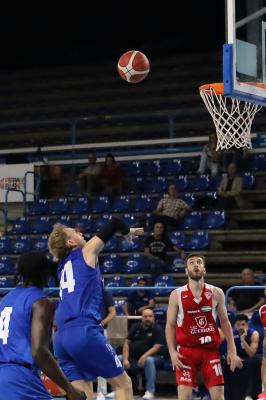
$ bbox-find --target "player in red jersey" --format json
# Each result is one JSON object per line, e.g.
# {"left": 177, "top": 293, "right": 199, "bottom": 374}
{"left": 165, "top": 253, "right": 242, "bottom": 400}
{"left": 258, "top": 304, "right": 266, "bottom": 400}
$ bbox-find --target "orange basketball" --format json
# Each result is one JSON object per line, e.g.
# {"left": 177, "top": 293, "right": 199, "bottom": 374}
{"left": 117, "top": 50, "right": 150, "bottom": 83}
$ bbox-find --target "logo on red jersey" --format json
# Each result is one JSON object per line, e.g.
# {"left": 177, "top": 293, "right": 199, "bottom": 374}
{"left": 195, "top": 316, "right": 207, "bottom": 328}
{"left": 204, "top": 292, "right": 212, "bottom": 300}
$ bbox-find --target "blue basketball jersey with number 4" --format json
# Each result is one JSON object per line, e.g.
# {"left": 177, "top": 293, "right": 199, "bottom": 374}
{"left": 55, "top": 248, "right": 104, "bottom": 329}
{"left": 0, "top": 286, "right": 46, "bottom": 368}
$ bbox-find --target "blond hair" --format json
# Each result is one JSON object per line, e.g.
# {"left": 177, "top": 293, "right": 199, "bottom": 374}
{"left": 48, "top": 223, "right": 71, "bottom": 260}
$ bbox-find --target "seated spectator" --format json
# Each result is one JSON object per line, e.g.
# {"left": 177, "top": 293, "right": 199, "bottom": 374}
{"left": 223, "top": 313, "right": 261, "bottom": 400}
{"left": 123, "top": 277, "right": 155, "bottom": 316}
{"left": 197, "top": 133, "right": 221, "bottom": 176}
{"left": 144, "top": 222, "right": 185, "bottom": 283}
{"left": 228, "top": 267, "right": 265, "bottom": 315}
{"left": 118, "top": 309, "right": 164, "bottom": 400}
{"left": 152, "top": 184, "right": 190, "bottom": 228}
{"left": 217, "top": 162, "right": 244, "bottom": 209}
{"left": 100, "top": 153, "right": 125, "bottom": 197}
{"left": 78, "top": 152, "right": 102, "bottom": 196}
{"left": 222, "top": 147, "right": 250, "bottom": 171}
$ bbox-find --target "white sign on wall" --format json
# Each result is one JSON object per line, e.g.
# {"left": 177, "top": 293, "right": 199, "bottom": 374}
{"left": 0, "top": 164, "right": 34, "bottom": 203}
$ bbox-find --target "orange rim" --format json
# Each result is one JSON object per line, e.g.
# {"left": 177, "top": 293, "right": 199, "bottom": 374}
{"left": 199, "top": 83, "right": 224, "bottom": 95}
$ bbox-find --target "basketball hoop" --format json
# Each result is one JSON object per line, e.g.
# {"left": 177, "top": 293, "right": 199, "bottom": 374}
{"left": 199, "top": 83, "right": 261, "bottom": 150}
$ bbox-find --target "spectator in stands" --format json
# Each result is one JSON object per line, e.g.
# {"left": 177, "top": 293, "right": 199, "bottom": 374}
{"left": 97, "top": 289, "right": 116, "bottom": 400}
{"left": 100, "top": 153, "right": 125, "bottom": 198}
{"left": 222, "top": 147, "right": 250, "bottom": 172}
{"left": 223, "top": 313, "right": 261, "bottom": 400}
{"left": 144, "top": 222, "right": 185, "bottom": 284}
{"left": 78, "top": 152, "right": 102, "bottom": 196}
{"left": 119, "top": 309, "right": 164, "bottom": 400}
{"left": 123, "top": 277, "right": 155, "bottom": 316}
{"left": 217, "top": 162, "right": 244, "bottom": 209}
{"left": 197, "top": 133, "right": 221, "bottom": 176}
{"left": 228, "top": 267, "right": 265, "bottom": 315}
{"left": 151, "top": 184, "right": 190, "bottom": 228}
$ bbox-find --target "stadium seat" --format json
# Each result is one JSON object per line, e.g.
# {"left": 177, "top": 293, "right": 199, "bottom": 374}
{"left": 135, "top": 195, "right": 152, "bottom": 212}
{"left": 168, "top": 232, "right": 185, "bottom": 248}
{"left": 75, "top": 215, "right": 93, "bottom": 232}
{"left": 71, "top": 197, "right": 89, "bottom": 214}
{"left": 34, "top": 235, "right": 49, "bottom": 252}
{"left": 123, "top": 254, "right": 145, "bottom": 273}
{"left": 146, "top": 176, "right": 168, "bottom": 193}
{"left": 188, "top": 174, "right": 210, "bottom": 192}
{"left": 153, "top": 275, "right": 175, "bottom": 296}
{"left": 174, "top": 175, "right": 188, "bottom": 192}
{"left": 153, "top": 307, "right": 167, "bottom": 327}
{"left": 167, "top": 159, "right": 183, "bottom": 175}
{"left": 167, "top": 256, "right": 185, "bottom": 273}
{"left": 56, "top": 215, "right": 71, "bottom": 226}
{"left": 0, "top": 256, "right": 15, "bottom": 275}
{"left": 91, "top": 197, "right": 109, "bottom": 213}
{"left": 105, "top": 276, "right": 127, "bottom": 296}
{"left": 0, "top": 236, "right": 13, "bottom": 254}
{"left": 148, "top": 160, "right": 161, "bottom": 176}
{"left": 50, "top": 198, "right": 70, "bottom": 215}
{"left": 120, "top": 237, "right": 143, "bottom": 252}
{"left": 122, "top": 213, "right": 136, "bottom": 226}
{"left": 253, "top": 154, "right": 266, "bottom": 171}
{"left": 11, "top": 217, "right": 31, "bottom": 234}
{"left": 209, "top": 174, "right": 223, "bottom": 191}
{"left": 0, "top": 276, "right": 14, "bottom": 294}
{"left": 182, "top": 193, "right": 195, "bottom": 207}
{"left": 28, "top": 199, "right": 50, "bottom": 215}
{"left": 101, "top": 254, "right": 122, "bottom": 273}
{"left": 249, "top": 310, "right": 264, "bottom": 354}
{"left": 114, "top": 299, "right": 126, "bottom": 315}
{"left": 110, "top": 196, "right": 130, "bottom": 213}
{"left": 242, "top": 172, "right": 255, "bottom": 189}
{"left": 122, "top": 161, "right": 141, "bottom": 177}
{"left": 186, "top": 231, "right": 209, "bottom": 250}
{"left": 94, "top": 214, "right": 111, "bottom": 231}
{"left": 130, "top": 275, "right": 147, "bottom": 287}
{"left": 202, "top": 211, "right": 225, "bottom": 229}
{"left": 65, "top": 181, "right": 80, "bottom": 196}
{"left": 31, "top": 216, "right": 51, "bottom": 234}
{"left": 103, "top": 236, "right": 119, "bottom": 252}
{"left": 13, "top": 236, "right": 32, "bottom": 254}
{"left": 178, "top": 211, "right": 202, "bottom": 230}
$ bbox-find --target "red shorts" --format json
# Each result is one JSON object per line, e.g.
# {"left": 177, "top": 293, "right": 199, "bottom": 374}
{"left": 175, "top": 346, "right": 224, "bottom": 389}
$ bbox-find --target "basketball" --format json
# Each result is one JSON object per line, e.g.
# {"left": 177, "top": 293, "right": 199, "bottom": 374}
{"left": 117, "top": 50, "right": 150, "bottom": 83}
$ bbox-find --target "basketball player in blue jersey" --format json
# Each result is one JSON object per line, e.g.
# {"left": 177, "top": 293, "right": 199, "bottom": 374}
{"left": 48, "top": 217, "right": 144, "bottom": 400}
{"left": 0, "top": 251, "right": 86, "bottom": 400}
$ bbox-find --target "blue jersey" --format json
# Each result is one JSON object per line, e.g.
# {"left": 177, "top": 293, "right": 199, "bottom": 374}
{"left": 55, "top": 248, "right": 104, "bottom": 329}
{"left": 0, "top": 286, "right": 46, "bottom": 369}
{"left": 233, "top": 327, "right": 255, "bottom": 358}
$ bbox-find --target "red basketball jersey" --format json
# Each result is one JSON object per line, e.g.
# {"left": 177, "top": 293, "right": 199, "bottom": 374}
{"left": 259, "top": 304, "right": 266, "bottom": 327}
{"left": 175, "top": 283, "right": 221, "bottom": 349}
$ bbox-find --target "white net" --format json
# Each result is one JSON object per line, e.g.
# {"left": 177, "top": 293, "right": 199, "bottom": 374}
{"left": 199, "top": 84, "right": 261, "bottom": 150}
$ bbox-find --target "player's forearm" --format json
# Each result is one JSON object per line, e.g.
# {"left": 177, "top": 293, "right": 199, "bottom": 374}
{"left": 262, "top": 357, "right": 266, "bottom": 391}
{"left": 165, "top": 323, "right": 176, "bottom": 354}
{"left": 101, "top": 309, "right": 116, "bottom": 326}
{"left": 123, "top": 341, "right": 130, "bottom": 360}
{"left": 221, "top": 320, "right": 237, "bottom": 354}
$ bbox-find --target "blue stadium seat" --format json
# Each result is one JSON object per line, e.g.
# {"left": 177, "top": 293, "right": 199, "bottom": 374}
{"left": 105, "top": 276, "right": 127, "bottom": 296}
{"left": 178, "top": 211, "right": 202, "bottom": 230}
{"left": 103, "top": 237, "right": 119, "bottom": 252}
{"left": 13, "top": 236, "right": 32, "bottom": 254}
{"left": 130, "top": 275, "right": 147, "bottom": 287}
{"left": 209, "top": 174, "right": 223, "bottom": 191}
{"left": 34, "top": 235, "right": 49, "bottom": 252}
{"left": 186, "top": 231, "right": 209, "bottom": 250}
{"left": 167, "top": 159, "right": 183, "bottom": 175}
{"left": 167, "top": 256, "right": 185, "bottom": 273}
{"left": 182, "top": 193, "right": 195, "bottom": 207}
{"left": 122, "top": 161, "right": 141, "bottom": 177}
{"left": 148, "top": 160, "right": 161, "bottom": 176}
{"left": 154, "top": 307, "right": 167, "bottom": 327}
{"left": 11, "top": 217, "right": 31, "bottom": 234}
{"left": 120, "top": 237, "right": 143, "bottom": 252}
{"left": 168, "top": 232, "right": 185, "bottom": 248}
{"left": 175, "top": 175, "right": 188, "bottom": 192}
{"left": 0, "top": 256, "right": 15, "bottom": 275}
{"left": 146, "top": 177, "right": 168, "bottom": 193}
{"left": 135, "top": 195, "right": 152, "bottom": 212}
{"left": 50, "top": 198, "right": 70, "bottom": 215}
{"left": 189, "top": 175, "right": 210, "bottom": 192}
{"left": 114, "top": 299, "right": 126, "bottom": 315}
{"left": 249, "top": 310, "right": 264, "bottom": 354}
{"left": 94, "top": 214, "right": 111, "bottom": 231}
{"left": 0, "top": 276, "right": 14, "bottom": 293}
{"left": 101, "top": 254, "right": 122, "bottom": 274}
{"left": 252, "top": 154, "right": 266, "bottom": 171}
{"left": 242, "top": 172, "right": 255, "bottom": 189}
{"left": 91, "top": 197, "right": 109, "bottom": 213}
{"left": 71, "top": 197, "right": 89, "bottom": 214}
{"left": 123, "top": 254, "right": 145, "bottom": 273}
{"left": 122, "top": 213, "right": 136, "bottom": 226}
{"left": 0, "top": 236, "right": 13, "bottom": 254}
{"left": 31, "top": 216, "right": 51, "bottom": 234}
{"left": 65, "top": 181, "right": 80, "bottom": 196}
{"left": 202, "top": 211, "right": 225, "bottom": 229}
{"left": 28, "top": 199, "right": 50, "bottom": 215}
{"left": 56, "top": 215, "right": 71, "bottom": 226}
{"left": 75, "top": 215, "right": 93, "bottom": 233}
{"left": 153, "top": 275, "right": 175, "bottom": 296}
{"left": 110, "top": 196, "right": 130, "bottom": 213}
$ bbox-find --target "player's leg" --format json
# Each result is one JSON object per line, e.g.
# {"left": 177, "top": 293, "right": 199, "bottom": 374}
{"left": 175, "top": 347, "right": 198, "bottom": 400}
{"left": 200, "top": 349, "right": 224, "bottom": 400}
{"left": 177, "top": 385, "right": 193, "bottom": 400}
{"left": 208, "top": 385, "right": 224, "bottom": 400}
{"left": 107, "top": 371, "right": 133, "bottom": 400}
{"left": 71, "top": 380, "right": 93, "bottom": 400}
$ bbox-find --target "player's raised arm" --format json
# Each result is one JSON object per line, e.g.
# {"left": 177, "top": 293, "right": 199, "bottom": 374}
{"left": 215, "top": 287, "right": 242, "bottom": 372}
{"left": 82, "top": 217, "right": 144, "bottom": 267}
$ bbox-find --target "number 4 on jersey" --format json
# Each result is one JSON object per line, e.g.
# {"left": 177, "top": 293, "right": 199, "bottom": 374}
{"left": 0, "top": 307, "right": 13, "bottom": 344}
{"left": 60, "top": 261, "right": 75, "bottom": 298}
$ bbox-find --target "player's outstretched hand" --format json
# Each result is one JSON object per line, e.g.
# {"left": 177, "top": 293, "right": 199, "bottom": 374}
{"left": 66, "top": 385, "right": 86, "bottom": 400}
{"left": 227, "top": 352, "right": 243, "bottom": 372}
{"left": 170, "top": 349, "right": 185, "bottom": 370}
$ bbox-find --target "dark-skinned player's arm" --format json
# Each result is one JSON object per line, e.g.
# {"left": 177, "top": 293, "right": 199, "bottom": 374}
{"left": 31, "top": 298, "right": 86, "bottom": 400}
{"left": 82, "top": 216, "right": 144, "bottom": 267}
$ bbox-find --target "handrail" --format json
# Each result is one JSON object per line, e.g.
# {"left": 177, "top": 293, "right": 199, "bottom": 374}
{"left": 0, "top": 208, "right": 7, "bottom": 234}
{"left": 24, "top": 171, "right": 40, "bottom": 200}
{"left": 4, "top": 188, "right": 26, "bottom": 221}
{"left": 225, "top": 285, "right": 265, "bottom": 305}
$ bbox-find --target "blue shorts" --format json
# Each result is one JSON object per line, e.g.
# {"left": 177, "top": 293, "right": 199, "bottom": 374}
{"left": 0, "top": 364, "right": 52, "bottom": 400}
{"left": 54, "top": 322, "right": 124, "bottom": 381}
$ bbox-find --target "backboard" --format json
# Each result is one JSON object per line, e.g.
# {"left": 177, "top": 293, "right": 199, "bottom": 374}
{"left": 224, "top": 0, "right": 266, "bottom": 105}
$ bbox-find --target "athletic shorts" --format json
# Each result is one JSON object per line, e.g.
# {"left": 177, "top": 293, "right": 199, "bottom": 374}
{"left": 54, "top": 322, "right": 124, "bottom": 381}
{"left": 0, "top": 364, "right": 52, "bottom": 400}
{"left": 175, "top": 346, "right": 224, "bottom": 389}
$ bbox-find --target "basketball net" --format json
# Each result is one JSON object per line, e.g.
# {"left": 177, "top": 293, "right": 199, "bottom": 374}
{"left": 199, "top": 83, "right": 261, "bottom": 150}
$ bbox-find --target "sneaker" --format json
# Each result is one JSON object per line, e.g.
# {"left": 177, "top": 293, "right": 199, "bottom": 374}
{"left": 97, "top": 393, "right": 106, "bottom": 400}
{"left": 142, "top": 391, "right": 154, "bottom": 400}
{"left": 106, "top": 392, "right": 115, "bottom": 399}
{"left": 244, "top": 397, "right": 253, "bottom": 400}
